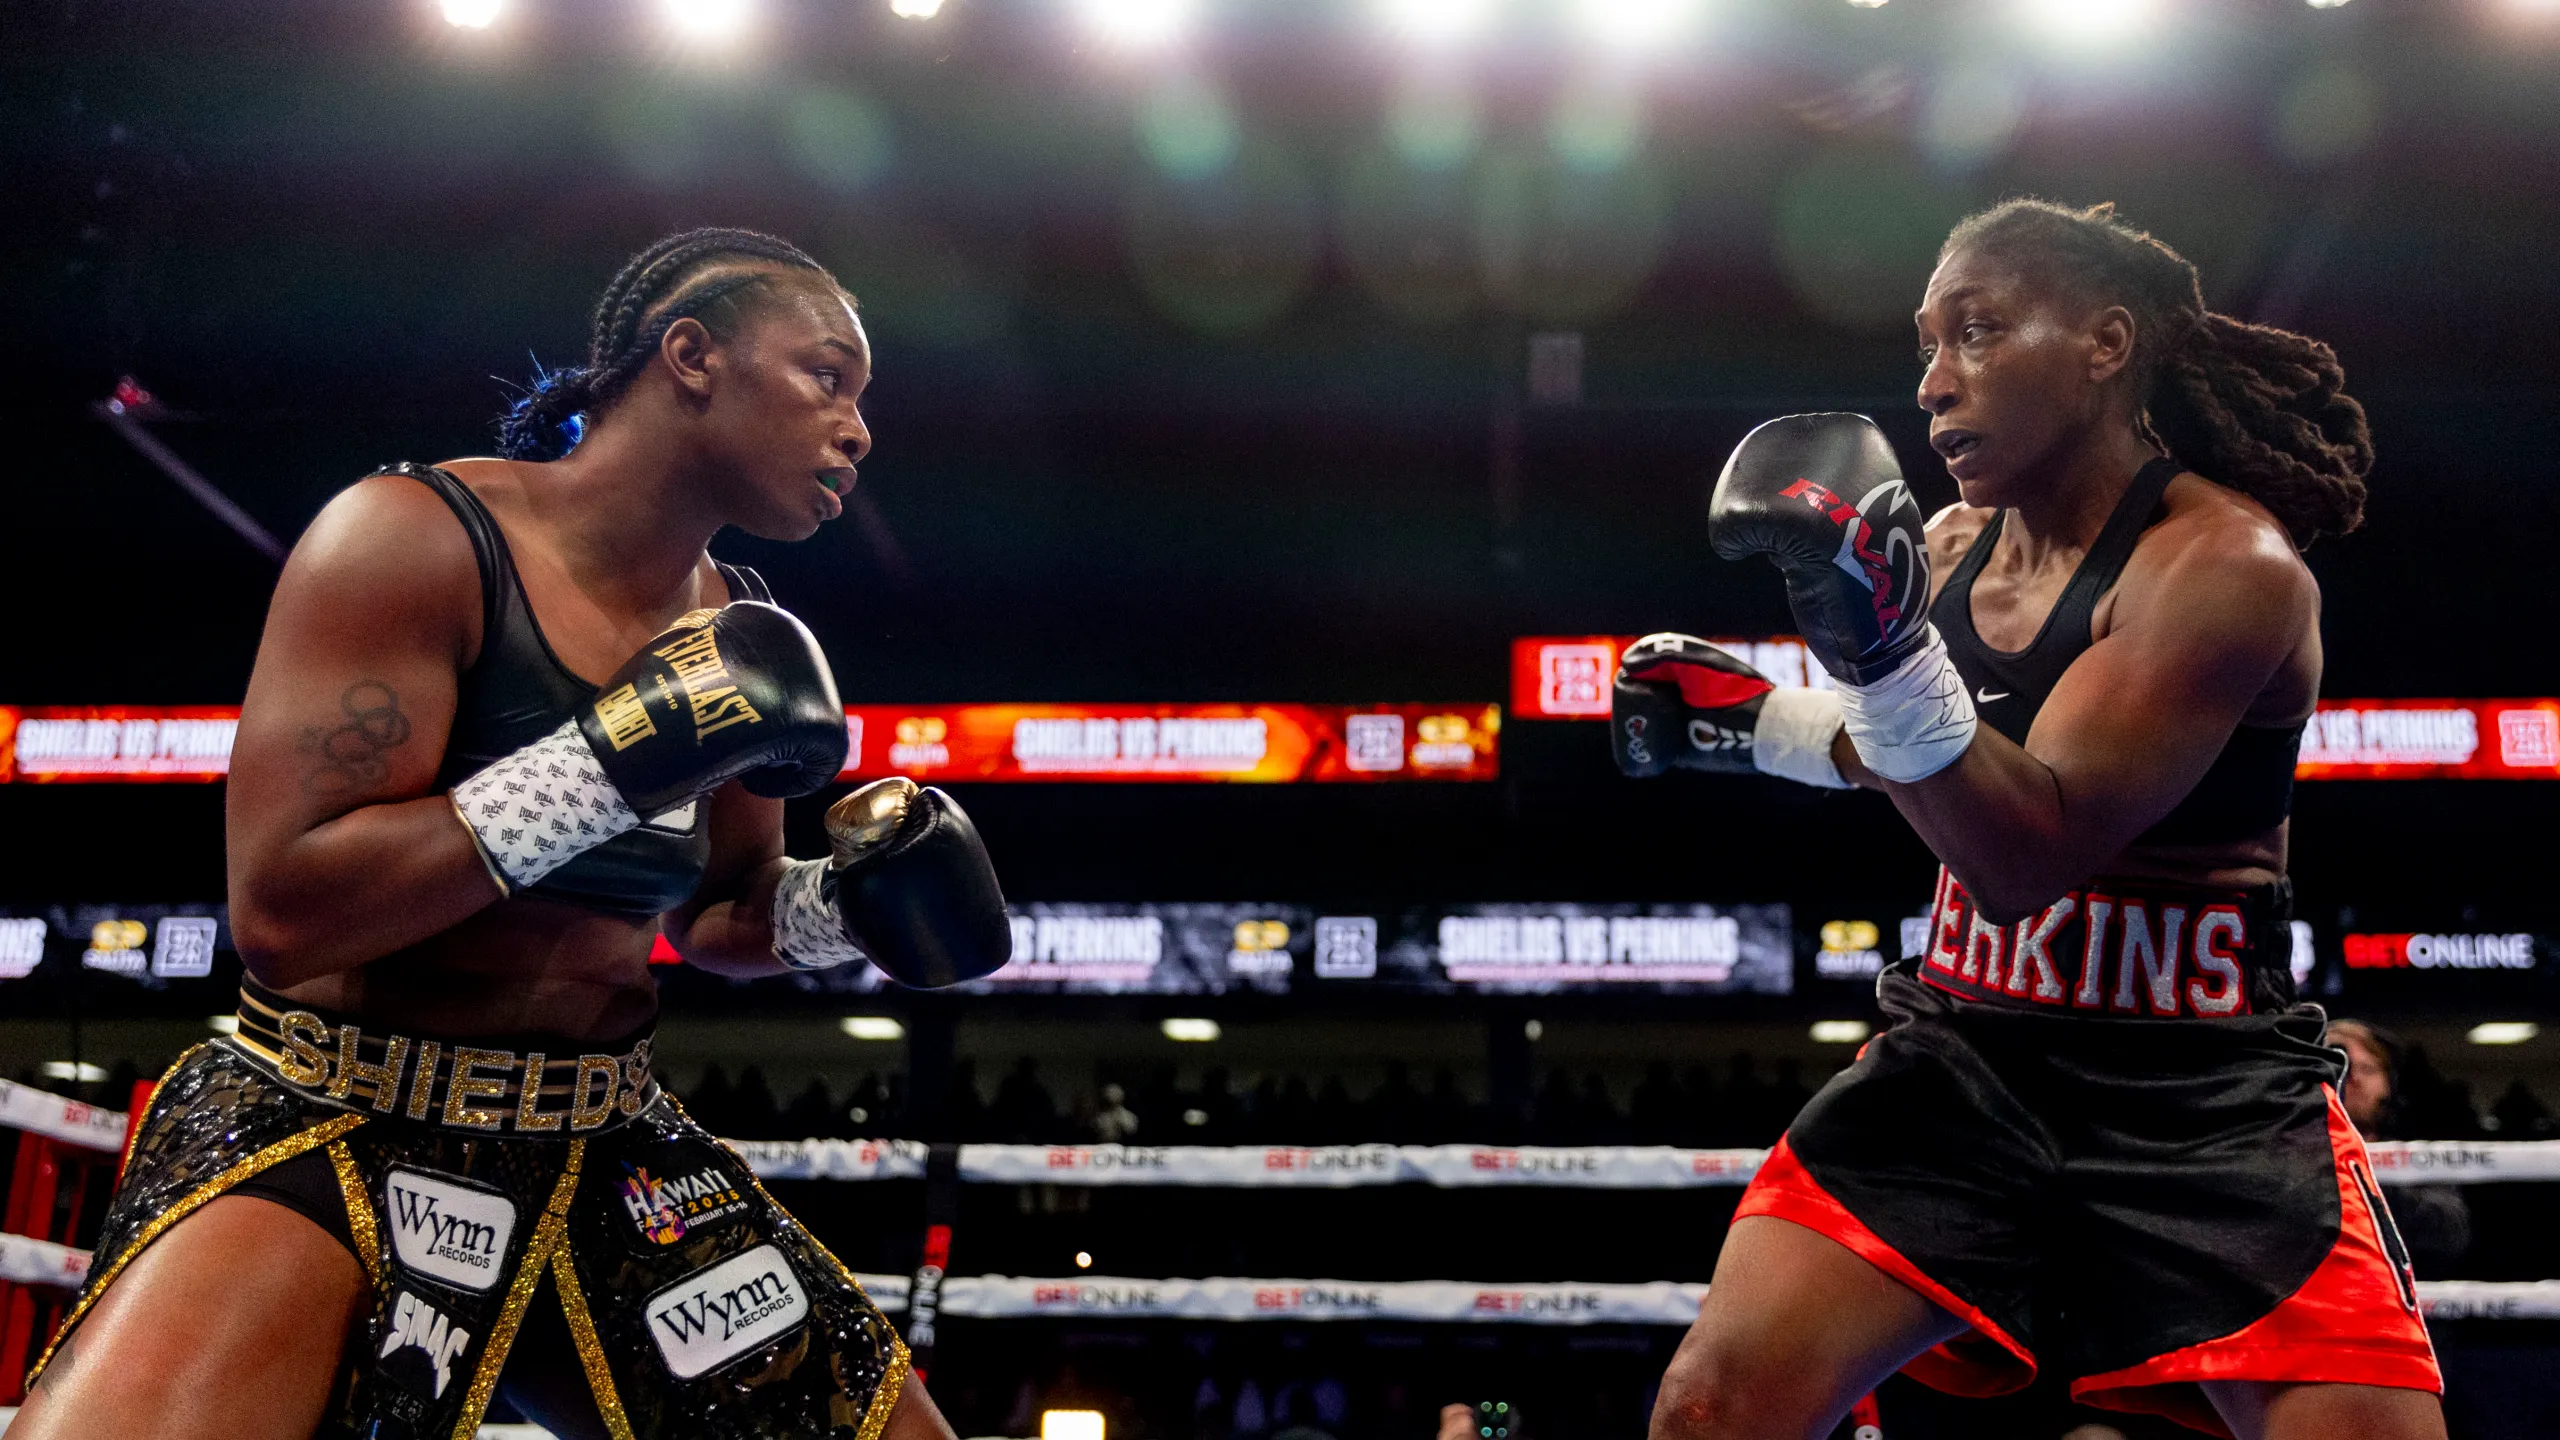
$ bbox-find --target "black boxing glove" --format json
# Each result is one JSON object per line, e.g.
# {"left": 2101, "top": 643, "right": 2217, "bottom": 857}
{"left": 1708, "top": 413, "right": 1974, "bottom": 783}
{"left": 1611, "top": 633, "right": 1850, "bottom": 788}
{"left": 769, "top": 778, "right": 1013, "bottom": 988}
{"left": 450, "top": 602, "right": 848, "bottom": 893}
{"left": 1709, "top": 413, "right": 1933, "bottom": 684}
{"left": 578, "top": 602, "right": 848, "bottom": 815}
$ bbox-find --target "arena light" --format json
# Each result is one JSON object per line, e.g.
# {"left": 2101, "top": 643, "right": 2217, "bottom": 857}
{"left": 840, "top": 1016, "right": 906, "bottom": 1041}
{"left": 440, "top": 0, "right": 501, "bottom": 28}
{"left": 207, "top": 1014, "right": 241, "bottom": 1034}
{"left": 1377, "top": 0, "right": 1497, "bottom": 48}
{"left": 2468, "top": 1021, "right": 2541, "bottom": 1046}
{"left": 1161, "top": 1017, "right": 1221, "bottom": 1042}
{"left": 1809, "top": 1020, "right": 1872, "bottom": 1044}
{"left": 890, "top": 0, "right": 946, "bottom": 16}
{"left": 1572, "top": 0, "right": 1703, "bottom": 49}
{"left": 1074, "top": 1249, "right": 1095, "bottom": 1269}
{"left": 664, "top": 0, "right": 753, "bottom": 43}
{"left": 1042, "top": 1412, "right": 1106, "bottom": 1440}
{"left": 2018, "top": 0, "right": 2155, "bottom": 44}
{"left": 40, "top": 1061, "right": 107, "bottom": 1083}
{"left": 1079, "top": 0, "right": 1193, "bottom": 50}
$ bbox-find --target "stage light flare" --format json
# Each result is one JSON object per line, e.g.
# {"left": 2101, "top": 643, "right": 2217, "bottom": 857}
{"left": 1377, "top": 0, "right": 1497, "bottom": 48}
{"left": 1810, "top": 1020, "right": 1872, "bottom": 1044}
{"left": 1074, "top": 1250, "right": 1095, "bottom": 1269}
{"left": 441, "top": 0, "right": 501, "bottom": 28}
{"left": 664, "top": 0, "right": 753, "bottom": 43}
{"left": 2468, "top": 1021, "right": 2540, "bottom": 1046}
{"left": 1042, "top": 1411, "right": 1106, "bottom": 1440}
{"left": 1079, "top": 0, "right": 1193, "bottom": 50}
{"left": 1161, "top": 1017, "right": 1221, "bottom": 1042}
{"left": 890, "top": 0, "right": 946, "bottom": 16}
{"left": 41, "top": 1061, "right": 108, "bottom": 1083}
{"left": 2018, "top": 0, "right": 2156, "bottom": 43}
{"left": 840, "top": 1015, "right": 906, "bottom": 1041}
{"left": 1572, "top": 0, "right": 1702, "bottom": 49}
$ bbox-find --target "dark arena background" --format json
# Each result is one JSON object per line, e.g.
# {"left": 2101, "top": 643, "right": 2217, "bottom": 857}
{"left": 4, "top": 0, "right": 2559, "bottom": 1437}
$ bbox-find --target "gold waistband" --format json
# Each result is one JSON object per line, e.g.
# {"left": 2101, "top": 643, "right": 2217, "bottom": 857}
{"left": 229, "top": 987, "right": 655, "bottom": 1135}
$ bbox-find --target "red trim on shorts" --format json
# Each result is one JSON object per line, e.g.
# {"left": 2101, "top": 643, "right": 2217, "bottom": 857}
{"left": 2069, "top": 1085, "right": 2443, "bottom": 1437}
{"left": 1734, "top": 1135, "right": 2037, "bottom": 1398}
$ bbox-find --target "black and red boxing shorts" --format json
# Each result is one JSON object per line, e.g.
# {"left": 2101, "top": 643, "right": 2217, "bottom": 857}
{"left": 1735, "top": 871, "right": 2440, "bottom": 1437}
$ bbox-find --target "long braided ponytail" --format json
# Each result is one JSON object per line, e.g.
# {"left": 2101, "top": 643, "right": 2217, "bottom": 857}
{"left": 497, "top": 227, "right": 836, "bottom": 462}
{"left": 1941, "top": 200, "right": 2371, "bottom": 547}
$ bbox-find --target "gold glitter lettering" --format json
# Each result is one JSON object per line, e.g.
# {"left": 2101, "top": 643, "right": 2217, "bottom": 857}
{"left": 570, "top": 1056, "right": 620, "bottom": 1131}
{"left": 443, "top": 1048, "right": 513, "bottom": 1130}
{"left": 277, "top": 1011, "right": 332, "bottom": 1087}
{"left": 514, "top": 1053, "right": 562, "bottom": 1132}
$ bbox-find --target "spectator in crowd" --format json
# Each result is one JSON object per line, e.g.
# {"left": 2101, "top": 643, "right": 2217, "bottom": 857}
{"left": 1089, "top": 1081, "right": 1142, "bottom": 1143}
{"left": 2331, "top": 1018, "right": 2471, "bottom": 1273}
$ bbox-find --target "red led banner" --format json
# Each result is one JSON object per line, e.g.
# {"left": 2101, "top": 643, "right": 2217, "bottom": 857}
{"left": 839, "top": 704, "right": 1500, "bottom": 783}
{"left": 2297, "top": 700, "right": 2560, "bottom": 780}
{"left": 0, "top": 707, "right": 240, "bottom": 782}
{"left": 0, "top": 704, "right": 1501, "bottom": 784}
{"left": 1510, "top": 637, "right": 1827, "bottom": 721}
{"left": 1510, "top": 642, "right": 2560, "bottom": 782}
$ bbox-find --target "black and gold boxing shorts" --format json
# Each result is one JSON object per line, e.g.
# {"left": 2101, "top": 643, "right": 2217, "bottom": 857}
{"left": 28, "top": 986, "right": 909, "bottom": 1440}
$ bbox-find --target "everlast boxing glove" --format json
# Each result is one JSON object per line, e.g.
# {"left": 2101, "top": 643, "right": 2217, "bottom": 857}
{"left": 769, "top": 778, "right": 1013, "bottom": 987}
{"left": 1708, "top": 413, "right": 1975, "bottom": 782}
{"left": 451, "top": 602, "right": 849, "bottom": 892}
{"left": 1611, "top": 633, "right": 1850, "bottom": 788}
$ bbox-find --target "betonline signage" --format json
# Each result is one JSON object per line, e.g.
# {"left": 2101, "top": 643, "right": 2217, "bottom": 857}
{"left": 2343, "top": 932, "right": 2539, "bottom": 971}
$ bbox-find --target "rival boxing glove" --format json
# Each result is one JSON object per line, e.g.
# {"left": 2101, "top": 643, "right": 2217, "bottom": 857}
{"left": 451, "top": 602, "right": 849, "bottom": 892}
{"left": 769, "top": 778, "right": 1013, "bottom": 987}
{"left": 1709, "top": 413, "right": 1974, "bottom": 782}
{"left": 1611, "top": 634, "right": 1850, "bottom": 788}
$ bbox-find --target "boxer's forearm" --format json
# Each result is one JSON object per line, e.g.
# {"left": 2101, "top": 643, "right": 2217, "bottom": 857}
{"left": 666, "top": 856, "right": 797, "bottom": 979}
{"left": 230, "top": 796, "right": 509, "bottom": 985}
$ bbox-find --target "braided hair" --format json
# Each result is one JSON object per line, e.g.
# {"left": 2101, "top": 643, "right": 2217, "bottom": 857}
{"left": 1941, "top": 199, "right": 2371, "bottom": 547}
{"left": 498, "top": 227, "right": 838, "bottom": 462}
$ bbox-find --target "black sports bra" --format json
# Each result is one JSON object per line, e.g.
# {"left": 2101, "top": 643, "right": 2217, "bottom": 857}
{"left": 1931, "top": 457, "right": 2303, "bottom": 847}
{"left": 384, "top": 463, "right": 771, "bottom": 918}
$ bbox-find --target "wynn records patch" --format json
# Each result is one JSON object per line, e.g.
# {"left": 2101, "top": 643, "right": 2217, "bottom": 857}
{"left": 645, "top": 1243, "right": 809, "bottom": 1380}
{"left": 382, "top": 1168, "right": 516, "bottom": 1293}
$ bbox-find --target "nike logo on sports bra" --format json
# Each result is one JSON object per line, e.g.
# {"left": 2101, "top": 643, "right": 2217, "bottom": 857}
{"left": 1977, "top": 688, "right": 2011, "bottom": 703}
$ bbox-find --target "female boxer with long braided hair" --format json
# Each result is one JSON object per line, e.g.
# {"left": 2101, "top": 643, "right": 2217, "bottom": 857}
{"left": 14, "top": 228, "right": 1007, "bottom": 1440}
{"left": 1617, "top": 201, "right": 2439, "bottom": 1439}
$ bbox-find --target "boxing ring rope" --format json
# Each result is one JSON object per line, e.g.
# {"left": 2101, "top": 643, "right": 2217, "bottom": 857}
{"left": 726, "top": 1138, "right": 2560, "bottom": 1187}
{"left": 7, "top": 1084, "right": 2560, "bottom": 1324}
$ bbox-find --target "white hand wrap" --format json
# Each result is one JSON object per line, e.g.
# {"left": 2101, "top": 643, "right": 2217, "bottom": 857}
{"left": 1750, "top": 686, "right": 1853, "bottom": 790}
{"left": 772, "top": 857, "right": 866, "bottom": 972}
{"left": 1836, "top": 627, "right": 1978, "bottom": 783}
{"left": 450, "top": 719, "right": 641, "bottom": 891}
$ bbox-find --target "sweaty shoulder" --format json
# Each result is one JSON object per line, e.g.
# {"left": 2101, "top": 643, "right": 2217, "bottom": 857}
{"left": 277, "top": 472, "right": 483, "bottom": 669}
{"left": 2120, "top": 474, "right": 2314, "bottom": 622}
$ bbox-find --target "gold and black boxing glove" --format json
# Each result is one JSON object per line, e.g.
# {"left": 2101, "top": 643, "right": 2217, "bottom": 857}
{"left": 770, "top": 778, "right": 1013, "bottom": 987}
{"left": 450, "top": 602, "right": 849, "bottom": 893}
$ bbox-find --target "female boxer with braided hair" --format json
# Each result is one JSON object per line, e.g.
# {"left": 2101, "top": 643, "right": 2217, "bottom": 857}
{"left": 15, "top": 228, "right": 1005, "bottom": 1440}
{"left": 1622, "top": 201, "right": 2440, "bottom": 1440}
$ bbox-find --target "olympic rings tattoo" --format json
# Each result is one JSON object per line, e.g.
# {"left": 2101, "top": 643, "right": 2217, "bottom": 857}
{"left": 299, "top": 681, "right": 413, "bottom": 795}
